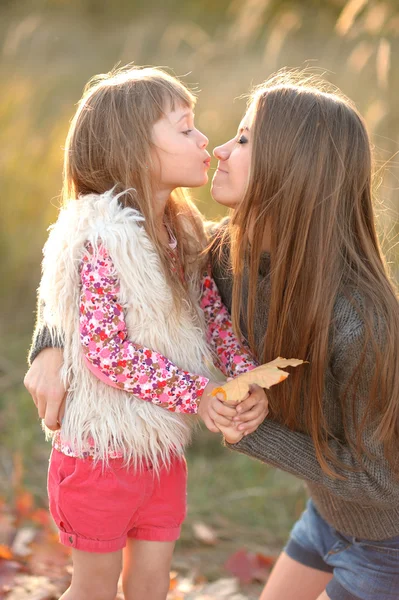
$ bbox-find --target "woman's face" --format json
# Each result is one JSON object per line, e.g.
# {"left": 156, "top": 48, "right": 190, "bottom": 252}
{"left": 211, "top": 105, "right": 254, "bottom": 208}
{"left": 151, "top": 103, "right": 211, "bottom": 191}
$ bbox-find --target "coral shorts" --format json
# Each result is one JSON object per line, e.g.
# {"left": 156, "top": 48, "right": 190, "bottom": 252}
{"left": 48, "top": 448, "right": 187, "bottom": 553}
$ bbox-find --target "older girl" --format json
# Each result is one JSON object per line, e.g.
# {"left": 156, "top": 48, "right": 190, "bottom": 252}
{"left": 210, "top": 71, "right": 399, "bottom": 600}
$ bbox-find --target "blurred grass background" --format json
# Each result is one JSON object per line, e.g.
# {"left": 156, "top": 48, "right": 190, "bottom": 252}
{"left": 1, "top": 0, "right": 399, "bottom": 565}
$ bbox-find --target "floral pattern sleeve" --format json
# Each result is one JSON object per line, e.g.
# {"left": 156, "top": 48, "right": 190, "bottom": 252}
{"left": 79, "top": 245, "right": 209, "bottom": 414}
{"left": 200, "top": 267, "right": 258, "bottom": 378}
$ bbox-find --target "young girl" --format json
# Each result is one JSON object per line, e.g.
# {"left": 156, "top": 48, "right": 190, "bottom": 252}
{"left": 210, "top": 71, "right": 399, "bottom": 600}
{"left": 29, "top": 66, "right": 268, "bottom": 600}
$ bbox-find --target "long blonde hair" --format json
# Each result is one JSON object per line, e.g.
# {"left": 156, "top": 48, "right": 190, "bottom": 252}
{"left": 229, "top": 70, "right": 399, "bottom": 477}
{"left": 63, "top": 65, "right": 206, "bottom": 303}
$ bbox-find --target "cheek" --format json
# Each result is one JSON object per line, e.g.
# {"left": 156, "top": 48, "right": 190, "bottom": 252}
{"left": 229, "top": 154, "right": 250, "bottom": 197}
{"left": 211, "top": 152, "right": 250, "bottom": 207}
{"left": 154, "top": 150, "right": 181, "bottom": 181}
{"left": 237, "top": 154, "right": 251, "bottom": 192}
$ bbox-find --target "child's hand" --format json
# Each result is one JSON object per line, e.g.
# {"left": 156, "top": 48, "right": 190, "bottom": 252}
{"left": 213, "top": 384, "right": 268, "bottom": 444}
{"left": 198, "top": 382, "right": 237, "bottom": 433}
{"left": 233, "top": 384, "right": 269, "bottom": 435}
{"left": 213, "top": 418, "right": 245, "bottom": 444}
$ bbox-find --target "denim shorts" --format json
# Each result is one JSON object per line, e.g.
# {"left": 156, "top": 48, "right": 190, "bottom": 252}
{"left": 284, "top": 499, "right": 399, "bottom": 600}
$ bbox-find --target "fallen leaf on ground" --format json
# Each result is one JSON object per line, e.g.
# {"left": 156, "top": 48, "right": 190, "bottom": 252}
{"left": 224, "top": 549, "right": 274, "bottom": 584}
{"left": 4, "top": 574, "right": 61, "bottom": 600}
{"left": 0, "top": 546, "right": 13, "bottom": 560}
{"left": 0, "top": 560, "right": 24, "bottom": 597}
{"left": 11, "top": 528, "right": 36, "bottom": 558}
{"left": 195, "top": 577, "right": 245, "bottom": 599}
{"left": 192, "top": 522, "right": 218, "bottom": 546}
{"left": 169, "top": 571, "right": 179, "bottom": 591}
{"left": 15, "top": 493, "right": 34, "bottom": 522}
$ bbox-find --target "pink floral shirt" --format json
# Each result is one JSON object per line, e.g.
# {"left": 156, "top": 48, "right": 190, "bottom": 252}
{"left": 200, "top": 268, "right": 255, "bottom": 379}
{"left": 53, "top": 243, "right": 257, "bottom": 457}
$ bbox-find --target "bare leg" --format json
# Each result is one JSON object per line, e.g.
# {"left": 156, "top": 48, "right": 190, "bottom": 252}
{"left": 59, "top": 547, "right": 122, "bottom": 600}
{"left": 260, "top": 552, "right": 333, "bottom": 600}
{"left": 122, "top": 538, "right": 175, "bottom": 600}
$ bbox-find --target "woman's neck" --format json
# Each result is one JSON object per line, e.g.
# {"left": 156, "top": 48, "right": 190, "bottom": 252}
{"left": 248, "top": 218, "right": 271, "bottom": 253}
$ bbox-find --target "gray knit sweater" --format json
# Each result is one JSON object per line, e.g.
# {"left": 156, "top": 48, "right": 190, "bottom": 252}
{"left": 210, "top": 229, "right": 399, "bottom": 541}
{"left": 29, "top": 228, "right": 399, "bottom": 541}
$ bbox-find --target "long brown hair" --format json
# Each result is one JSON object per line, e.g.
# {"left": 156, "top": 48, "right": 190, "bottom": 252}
{"left": 62, "top": 64, "right": 206, "bottom": 303}
{"left": 229, "top": 70, "right": 399, "bottom": 477}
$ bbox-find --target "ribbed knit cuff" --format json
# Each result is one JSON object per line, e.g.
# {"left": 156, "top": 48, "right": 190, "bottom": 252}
{"left": 28, "top": 325, "right": 63, "bottom": 365}
{"left": 223, "top": 417, "right": 322, "bottom": 483}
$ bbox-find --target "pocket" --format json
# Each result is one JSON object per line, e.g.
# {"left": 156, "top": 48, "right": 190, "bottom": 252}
{"left": 357, "top": 534, "right": 399, "bottom": 556}
{"left": 48, "top": 450, "right": 78, "bottom": 533}
{"left": 48, "top": 450, "right": 77, "bottom": 491}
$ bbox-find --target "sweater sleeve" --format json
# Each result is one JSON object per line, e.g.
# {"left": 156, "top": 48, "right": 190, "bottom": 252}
{"left": 200, "top": 267, "right": 258, "bottom": 377}
{"left": 79, "top": 245, "right": 209, "bottom": 414}
{"left": 28, "top": 301, "right": 64, "bottom": 365}
{"left": 227, "top": 323, "right": 399, "bottom": 508}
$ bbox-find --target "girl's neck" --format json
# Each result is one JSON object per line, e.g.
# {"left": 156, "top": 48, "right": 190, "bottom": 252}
{"left": 151, "top": 188, "right": 171, "bottom": 245}
{"left": 153, "top": 187, "right": 171, "bottom": 218}
{"left": 156, "top": 221, "right": 171, "bottom": 247}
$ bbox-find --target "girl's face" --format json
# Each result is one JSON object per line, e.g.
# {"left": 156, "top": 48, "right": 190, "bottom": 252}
{"left": 151, "top": 104, "right": 211, "bottom": 191}
{"left": 211, "top": 106, "right": 254, "bottom": 209}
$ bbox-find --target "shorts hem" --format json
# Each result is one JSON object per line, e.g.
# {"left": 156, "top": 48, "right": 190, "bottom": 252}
{"left": 326, "top": 578, "right": 363, "bottom": 600}
{"left": 284, "top": 537, "right": 334, "bottom": 574}
{"left": 59, "top": 531, "right": 126, "bottom": 553}
{"left": 128, "top": 526, "right": 181, "bottom": 542}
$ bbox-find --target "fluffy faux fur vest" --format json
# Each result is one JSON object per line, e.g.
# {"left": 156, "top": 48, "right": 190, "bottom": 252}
{"left": 39, "top": 190, "right": 215, "bottom": 468}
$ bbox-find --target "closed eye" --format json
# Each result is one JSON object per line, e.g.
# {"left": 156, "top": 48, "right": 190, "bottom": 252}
{"left": 237, "top": 135, "right": 248, "bottom": 144}
{"left": 183, "top": 129, "right": 193, "bottom": 135}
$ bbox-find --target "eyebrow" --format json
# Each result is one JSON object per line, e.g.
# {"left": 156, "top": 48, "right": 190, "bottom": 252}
{"left": 238, "top": 126, "right": 250, "bottom": 134}
{"left": 175, "top": 111, "right": 194, "bottom": 124}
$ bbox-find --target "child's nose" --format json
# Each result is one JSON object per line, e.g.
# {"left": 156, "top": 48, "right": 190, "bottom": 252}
{"left": 198, "top": 132, "right": 209, "bottom": 149}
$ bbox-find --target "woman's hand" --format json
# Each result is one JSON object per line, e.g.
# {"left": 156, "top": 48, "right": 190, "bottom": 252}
{"left": 198, "top": 382, "right": 237, "bottom": 432}
{"left": 233, "top": 384, "right": 269, "bottom": 435}
{"left": 23, "top": 348, "right": 66, "bottom": 431}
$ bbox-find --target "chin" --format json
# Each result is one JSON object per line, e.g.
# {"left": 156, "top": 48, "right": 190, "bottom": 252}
{"left": 200, "top": 173, "right": 209, "bottom": 186}
{"left": 211, "top": 186, "right": 238, "bottom": 208}
{"left": 183, "top": 174, "right": 209, "bottom": 189}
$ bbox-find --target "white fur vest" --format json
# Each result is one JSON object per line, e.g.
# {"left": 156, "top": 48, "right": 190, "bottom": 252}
{"left": 39, "top": 190, "right": 215, "bottom": 468}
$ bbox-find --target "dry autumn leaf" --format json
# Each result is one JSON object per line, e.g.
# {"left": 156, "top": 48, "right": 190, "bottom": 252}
{"left": 212, "top": 358, "right": 305, "bottom": 405}
{"left": 192, "top": 522, "right": 219, "bottom": 545}
{"left": 0, "top": 560, "right": 24, "bottom": 597}
{"left": 11, "top": 528, "right": 36, "bottom": 558}
{"left": 168, "top": 571, "right": 179, "bottom": 591}
{"left": 212, "top": 358, "right": 305, "bottom": 443}
{"left": 15, "top": 492, "right": 34, "bottom": 522}
{"left": 224, "top": 549, "right": 275, "bottom": 585}
{"left": 5, "top": 574, "right": 62, "bottom": 600}
{"left": 0, "top": 544, "right": 13, "bottom": 560}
